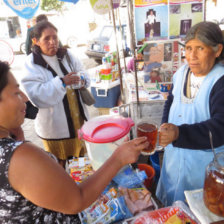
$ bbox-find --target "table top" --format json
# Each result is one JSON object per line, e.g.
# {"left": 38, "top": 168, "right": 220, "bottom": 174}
{"left": 122, "top": 72, "right": 171, "bottom": 103}
{"left": 185, "top": 189, "right": 224, "bottom": 224}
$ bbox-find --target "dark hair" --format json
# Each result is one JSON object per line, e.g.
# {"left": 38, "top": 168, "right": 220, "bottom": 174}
{"left": 32, "top": 21, "right": 57, "bottom": 40}
{"left": 36, "top": 14, "right": 48, "bottom": 23}
{"left": 185, "top": 21, "right": 224, "bottom": 62}
{"left": 0, "top": 61, "right": 10, "bottom": 96}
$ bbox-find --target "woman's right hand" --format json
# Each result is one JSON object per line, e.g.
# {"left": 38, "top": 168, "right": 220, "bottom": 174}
{"left": 62, "top": 72, "right": 81, "bottom": 86}
{"left": 112, "top": 137, "right": 148, "bottom": 167}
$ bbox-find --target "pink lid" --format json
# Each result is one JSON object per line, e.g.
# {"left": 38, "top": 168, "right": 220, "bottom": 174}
{"left": 78, "top": 115, "right": 134, "bottom": 143}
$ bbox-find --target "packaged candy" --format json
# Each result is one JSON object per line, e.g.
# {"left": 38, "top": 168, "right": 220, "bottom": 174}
{"left": 79, "top": 187, "right": 133, "bottom": 224}
{"left": 69, "top": 157, "right": 94, "bottom": 183}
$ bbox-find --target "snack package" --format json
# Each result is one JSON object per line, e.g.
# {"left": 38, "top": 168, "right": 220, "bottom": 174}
{"left": 70, "top": 167, "right": 94, "bottom": 183}
{"left": 123, "top": 201, "right": 200, "bottom": 224}
{"left": 113, "top": 166, "right": 147, "bottom": 188}
{"left": 68, "top": 156, "right": 91, "bottom": 169}
{"left": 69, "top": 157, "right": 94, "bottom": 183}
{"left": 119, "top": 187, "right": 154, "bottom": 215}
{"left": 79, "top": 187, "right": 133, "bottom": 224}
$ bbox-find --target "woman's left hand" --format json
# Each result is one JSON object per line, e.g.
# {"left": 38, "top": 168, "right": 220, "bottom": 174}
{"left": 159, "top": 123, "right": 179, "bottom": 147}
{"left": 62, "top": 72, "right": 81, "bottom": 86}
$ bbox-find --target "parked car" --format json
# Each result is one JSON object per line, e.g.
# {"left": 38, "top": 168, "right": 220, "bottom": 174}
{"left": 85, "top": 24, "right": 130, "bottom": 63}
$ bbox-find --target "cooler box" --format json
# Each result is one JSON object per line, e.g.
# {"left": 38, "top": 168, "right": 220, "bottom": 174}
{"left": 91, "top": 80, "right": 120, "bottom": 108}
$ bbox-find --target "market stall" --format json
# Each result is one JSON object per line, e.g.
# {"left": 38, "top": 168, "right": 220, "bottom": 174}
{"left": 67, "top": 153, "right": 201, "bottom": 223}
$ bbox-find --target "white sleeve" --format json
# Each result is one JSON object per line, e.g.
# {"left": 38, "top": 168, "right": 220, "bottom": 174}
{"left": 22, "top": 55, "right": 66, "bottom": 108}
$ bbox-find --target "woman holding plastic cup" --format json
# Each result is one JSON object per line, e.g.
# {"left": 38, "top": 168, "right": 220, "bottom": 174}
{"left": 156, "top": 21, "right": 224, "bottom": 206}
{"left": 22, "top": 21, "right": 90, "bottom": 167}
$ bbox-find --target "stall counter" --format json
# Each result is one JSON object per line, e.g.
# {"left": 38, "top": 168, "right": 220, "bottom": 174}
{"left": 122, "top": 72, "right": 171, "bottom": 104}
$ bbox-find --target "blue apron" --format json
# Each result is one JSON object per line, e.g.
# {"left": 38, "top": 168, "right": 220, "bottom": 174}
{"left": 156, "top": 64, "right": 224, "bottom": 206}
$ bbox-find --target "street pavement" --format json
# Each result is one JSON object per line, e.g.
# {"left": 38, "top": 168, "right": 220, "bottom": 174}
{"left": 11, "top": 47, "right": 100, "bottom": 148}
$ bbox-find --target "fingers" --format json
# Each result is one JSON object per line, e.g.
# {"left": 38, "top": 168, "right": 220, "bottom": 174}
{"left": 124, "top": 136, "right": 129, "bottom": 142}
{"left": 67, "top": 72, "right": 74, "bottom": 76}
{"left": 158, "top": 123, "right": 179, "bottom": 147}
{"left": 132, "top": 137, "right": 147, "bottom": 145}
{"left": 64, "top": 73, "right": 82, "bottom": 85}
{"left": 129, "top": 137, "right": 149, "bottom": 152}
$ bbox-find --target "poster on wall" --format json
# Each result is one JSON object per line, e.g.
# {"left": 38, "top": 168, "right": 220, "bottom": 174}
{"left": 169, "top": 0, "right": 204, "bottom": 39}
{"left": 135, "top": 0, "right": 169, "bottom": 45}
{"left": 134, "top": 0, "right": 204, "bottom": 44}
{"left": 143, "top": 40, "right": 180, "bottom": 83}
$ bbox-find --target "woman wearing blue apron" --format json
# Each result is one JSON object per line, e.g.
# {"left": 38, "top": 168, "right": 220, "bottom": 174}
{"left": 156, "top": 21, "right": 224, "bottom": 206}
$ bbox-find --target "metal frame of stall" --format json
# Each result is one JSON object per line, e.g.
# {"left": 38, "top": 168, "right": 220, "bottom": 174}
{"left": 105, "top": 0, "right": 166, "bottom": 131}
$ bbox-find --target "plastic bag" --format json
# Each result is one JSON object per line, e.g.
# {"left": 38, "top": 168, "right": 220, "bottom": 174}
{"left": 119, "top": 187, "right": 154, "bottom": 215}
{"left": 25, "top": 101, "right": 38, "bottom": 119}
{"left": 124, "top": 201, "right": 200, "bottom": 224}
{"left": 79, "top": 88, "right": 96, "bottom": 106}
{"left": 113, "top": 166, "right": 147, "bottom": 188}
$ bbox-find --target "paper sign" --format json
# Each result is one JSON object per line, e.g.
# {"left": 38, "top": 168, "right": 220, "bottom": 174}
{"left": 3, "top": 0, "right": 40, "bottom": 19}
{"left": 90, "top": 0, "right": 120, "bottom": 15}
{"left": 135, "top": 0, "right": 167, "bottom": 7}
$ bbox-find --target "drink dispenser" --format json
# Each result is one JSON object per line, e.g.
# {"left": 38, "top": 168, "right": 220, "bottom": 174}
{"left": 78, "top": 115, "right": 134, "bottom": 171}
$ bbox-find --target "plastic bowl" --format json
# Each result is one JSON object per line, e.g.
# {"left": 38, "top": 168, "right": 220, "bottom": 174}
{"left": 137, "top": 163, "right": 155, "bottom": 189}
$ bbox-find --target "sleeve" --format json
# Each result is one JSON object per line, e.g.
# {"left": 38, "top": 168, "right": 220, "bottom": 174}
{"left": 173, "top": 75, "right": 224, "bottom": 149}
{"left": 22, "top": 55, "right": 66, "bottom": 108}
{"left": 67, "top": 50, "right": 90, "bottom": 88}
{"left": 25, "top": 28, "right": 32, "bottom": 55}
{"left": 161, "top": 84, "right": 173, "bottom": 124}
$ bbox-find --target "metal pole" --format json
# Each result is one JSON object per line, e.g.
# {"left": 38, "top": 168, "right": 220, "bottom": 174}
{"left": 127, "top": 0, "right": 140, "bottom": 116}
{"left": 109, "top": 0, "right": 124, "bottom": 100}
{"left": 117, "top": 7, "right": 127, "bottom": 73}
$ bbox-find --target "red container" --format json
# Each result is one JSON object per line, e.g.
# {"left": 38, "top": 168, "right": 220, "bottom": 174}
{"left": 138, "top": 163, "right": 155, "bottom": 189}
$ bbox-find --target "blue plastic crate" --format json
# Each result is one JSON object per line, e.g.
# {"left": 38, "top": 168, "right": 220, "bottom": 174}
{"left": 91, "top": 83, "right": 120, "bottom": 108}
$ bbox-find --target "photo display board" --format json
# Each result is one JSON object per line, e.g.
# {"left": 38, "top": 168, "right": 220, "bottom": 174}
{"left": 134, "top": 0, "right": 204, "bottom": 45}
{"left": 143, "top": 39, "right": 181, "bottom": 83}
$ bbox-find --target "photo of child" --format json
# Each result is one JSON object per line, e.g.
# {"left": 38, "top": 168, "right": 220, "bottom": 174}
{"left": 150, "top": 70, "right": 162, "bottom": 83}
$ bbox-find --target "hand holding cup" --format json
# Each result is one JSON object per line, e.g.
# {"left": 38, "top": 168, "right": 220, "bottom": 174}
{"left": 158, "top": 123, "right": 179, "bottom": 147}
